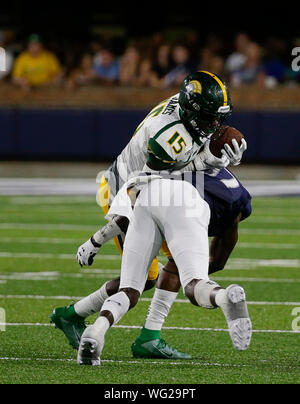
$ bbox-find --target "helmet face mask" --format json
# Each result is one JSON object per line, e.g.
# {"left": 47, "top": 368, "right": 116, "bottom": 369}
{"left": 187, "top": 110, "right": 228, "bottom": 137}
{"left": 179, "top": 71, "right": 233, "bottom": 139}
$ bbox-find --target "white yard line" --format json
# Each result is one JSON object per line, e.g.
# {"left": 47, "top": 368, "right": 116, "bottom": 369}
{"left": 212, "top": 276, "right": 300, "bottom": 283}
{"left": 0, "top": 272, "right": 299, "bottom": 283}
{"left": 1, "top": 178, "right": 300, "bottom": 196}
{"left": 249, "top": 217, "right": 300, "bottom": 224}
{"left": 0, "top": 294, "right": 85, "bottom": 300}
{"left": 0, "top": 322, "right": 299, "bottom": 334}
{"left": 0, "top": 273, "right": 119, "bottom": 281}
{"left": 238, "top": 242, "right": 300, "bottom": 249}
{"left": 226, "top": 258, "right": 300, "bottom": 268}
{"left": 0, "top": 252, "right": 300, "bottom": 267}
{"left": 0, "top": 237, "right": 82, "bottom": 244}
{"left": 81, "top": 268, "right": 120, "bottom": 274}
{"left": 253, "top": 209, "right": 300, "bottom": 216}
{"left": 0, "top": 237, "right": 115, "bottom": 245}
{"left": 0, "top": 356, "right": 252, "bottom": 368}
{"left": 6, "top": 215, "right": 300, "bottom": 223}
{"left": 0, "top": 294, "right": 299, "bottom": 306}
{"left": 0, "top": 237, "right": 298, "bottom": 249}
{"left": 0, "top": 223, "right": 99, "bottom": 231}
{"left": 9, "top": 196, "right": 94, "bottom": 205}
{"left": 239, "top": 229, "right": 300, "bottom": 235}
{"left": 0, "top": 178, "right": 98, "bottom": 196}
{"left": 1, "top": 223, "right": 300, "bottom": 236}
{"left": 0, "top": 252, "right": 123, "bottom": 260}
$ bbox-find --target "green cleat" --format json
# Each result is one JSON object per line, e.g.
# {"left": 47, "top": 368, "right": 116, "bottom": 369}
{"left": 131, "top": 338, "right": 191, "bottom": 360}
{"left": 50, "top": 305, "right": 86, "bottom": 350}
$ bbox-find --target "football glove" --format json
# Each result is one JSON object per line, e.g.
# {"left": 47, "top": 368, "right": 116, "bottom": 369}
{"left": 76, "top": 237, "right": 101, "bottom": 267}
{"left": 201, "top": 140, "right": 230, "bottom": 169}
{"left": 221, "top": 138, "right": 247, "bottom": 166}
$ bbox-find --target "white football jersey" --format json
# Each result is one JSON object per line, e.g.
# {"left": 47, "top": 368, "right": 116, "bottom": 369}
{"left": 115, "top": 94, "right": 208, "bottom": 185}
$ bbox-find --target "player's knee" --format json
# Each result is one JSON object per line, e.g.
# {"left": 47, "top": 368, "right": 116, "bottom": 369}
{"left": 119, "top": 287, "right": 140, "bottom": 309}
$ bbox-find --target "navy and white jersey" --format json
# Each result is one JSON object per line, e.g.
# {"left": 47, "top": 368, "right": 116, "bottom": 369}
{"left": 192, "top": 168, "right": 252, "bottom": 237}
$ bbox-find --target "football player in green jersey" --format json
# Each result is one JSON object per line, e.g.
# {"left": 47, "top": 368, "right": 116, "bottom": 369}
{"left": 51, "top": 71, "right": 247, "bottom": 359}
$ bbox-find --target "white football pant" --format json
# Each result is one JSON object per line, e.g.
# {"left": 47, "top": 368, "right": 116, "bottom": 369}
{"left": 119, "top": 178, "right": 211, "bottom": 294}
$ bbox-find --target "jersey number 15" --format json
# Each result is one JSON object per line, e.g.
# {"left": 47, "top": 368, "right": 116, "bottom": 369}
{"left": 168, "top": 132, "right": 187, "bottom": 154}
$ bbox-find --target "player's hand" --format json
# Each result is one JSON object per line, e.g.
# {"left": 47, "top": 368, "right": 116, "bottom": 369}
{"left": 221, "top": 138, "right": 247, "bottom": 166}
{"left": 202, "top": 141, "right": 230, "bottom": 169}
{"left": 76, "top": 237, "right": 101, "bottom": 267}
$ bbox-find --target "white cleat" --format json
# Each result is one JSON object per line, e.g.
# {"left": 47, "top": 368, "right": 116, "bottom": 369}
{"left": 220, "top": 284, "right": 252, "bottom": 351}
{"left": 77, "top": 337, "right": 101, "bottom": 366}
{"left": 77, "top": 325, "right": 105, "bottom": 366}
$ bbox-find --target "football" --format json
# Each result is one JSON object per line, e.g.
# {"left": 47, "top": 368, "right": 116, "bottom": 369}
{"left": 209, "top": 125, "right": 244, "bottom": 158}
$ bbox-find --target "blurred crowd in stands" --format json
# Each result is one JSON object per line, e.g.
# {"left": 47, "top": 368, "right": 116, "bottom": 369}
{"left": 1, "top": 29, "right": 300, "bottom": 91}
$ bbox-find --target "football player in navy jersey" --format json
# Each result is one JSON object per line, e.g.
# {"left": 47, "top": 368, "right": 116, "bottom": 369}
{"left": 130, "top": 168, "right": 252, "bottom": 360}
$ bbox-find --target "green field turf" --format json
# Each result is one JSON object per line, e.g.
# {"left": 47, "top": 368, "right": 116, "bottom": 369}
{"left": 0, "top": 195, "right": 300, "bottom": 384}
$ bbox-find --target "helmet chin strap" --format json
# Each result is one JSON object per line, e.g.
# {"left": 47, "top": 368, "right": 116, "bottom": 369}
{"left": 200, "top": 130, "right": 212, "bottom": 138}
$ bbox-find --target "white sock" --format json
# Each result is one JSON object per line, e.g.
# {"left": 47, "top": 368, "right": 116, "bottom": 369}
{"left": 93, "top": 217, "right": 122, "bottom": 246}
{"left": 193, "top": 279, "right": 221, "bottom": 309}
{"left": 74, "top": 282, "right": 109, "bottom": 318}
{"left": 91, "top": 315, "right": 110, "bottom": 336}
{"left": 144, "top": 288, "right": 178, "bottom": 331}
{"left": 215, "top": 288, "right": 227, "bottom": 308}
{"left": 101, "top": 291, "right": 130, "bottom": 324}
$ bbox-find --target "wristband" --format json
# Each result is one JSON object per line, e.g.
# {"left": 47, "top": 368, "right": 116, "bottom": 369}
{"left": 90, "top": 236, "right": 101, "bottom": 248}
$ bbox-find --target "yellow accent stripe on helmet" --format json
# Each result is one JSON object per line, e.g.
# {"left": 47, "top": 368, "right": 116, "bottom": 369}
{"left": 200, "top": 70, "right": 228, "bottom": 106}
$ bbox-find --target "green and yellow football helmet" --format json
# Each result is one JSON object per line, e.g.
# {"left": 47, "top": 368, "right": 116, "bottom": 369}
{"left": 179, "top": 70, "right": 233, "bottom": 138}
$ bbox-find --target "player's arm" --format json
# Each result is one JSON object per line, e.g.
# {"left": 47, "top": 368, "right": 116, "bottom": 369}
{"left": 76, "top": 215, "right": 128, "bottom": 267}
{"left": 147, "top": 139, "right": 177, "bottom": 170}
{"left": 208, "top": 213, "right": 241, "bottom": 274}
